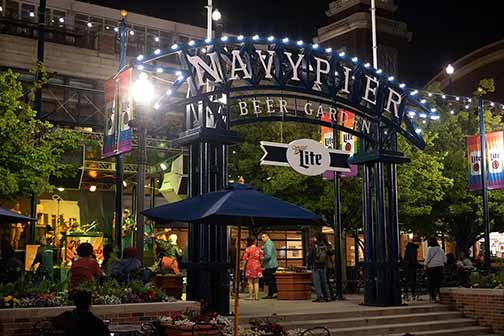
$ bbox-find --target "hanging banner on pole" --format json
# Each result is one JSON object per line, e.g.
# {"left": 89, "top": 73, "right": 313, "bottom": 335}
{"left": 467, "top": 131, "right": 504, "bottom": 191}
{"left": 102, "top": 68, "right": 134, "bottom": 159}
{"left": 321, "top": 111, "right": 358, "bottom": 179}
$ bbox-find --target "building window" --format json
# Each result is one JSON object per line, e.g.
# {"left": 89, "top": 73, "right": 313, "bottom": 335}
{"left": 5, "top": 0, "right": 19, "bottom": 19}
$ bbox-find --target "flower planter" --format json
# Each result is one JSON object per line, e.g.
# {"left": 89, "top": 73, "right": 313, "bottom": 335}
{"left": 159, "top": 323, "right": 222, "bottom": 336}
{"left": 154, "top": 274, "right": 184, "bottom": 300}
{"left": 275, "top": 272, "right": 312, "bottom": 300}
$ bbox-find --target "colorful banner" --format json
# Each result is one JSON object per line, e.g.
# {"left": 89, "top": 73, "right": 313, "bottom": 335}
{"left": 65, "top": 233, "right": 104, "bottom": 264}
{"left": 102, "top": 68, "right": 134, "bottom": 158}
{"left": 467, "top": 131, "right": 504, "bottom": 191}
{"left": 321, "top": 111, "right": 358, "bottom": 179}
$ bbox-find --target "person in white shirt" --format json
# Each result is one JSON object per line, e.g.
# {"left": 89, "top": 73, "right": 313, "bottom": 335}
{"left": 424, "top": 237, "right": 447, "bottom": 302}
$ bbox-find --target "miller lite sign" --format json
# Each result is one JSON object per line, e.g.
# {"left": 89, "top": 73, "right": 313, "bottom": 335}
{"left": 260, "top": 139, "right": 351, "bottom": 176}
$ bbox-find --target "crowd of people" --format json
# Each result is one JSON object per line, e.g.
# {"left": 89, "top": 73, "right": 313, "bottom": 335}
{"left": 402, "top": 236, "right": 482, "bottom": 303}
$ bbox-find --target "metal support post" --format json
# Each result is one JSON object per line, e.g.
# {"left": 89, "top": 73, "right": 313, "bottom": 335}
{"left": 374, "top": 162, "right": 387, "bottom": 305}
{"left": 332, "top": 129, "right": 344, "bottom": 300}
{"left": 362, "top": 164, "right": 375, "bottom": 304}
{"left": 115, "top": 16, "right": 127, "bottom": 255}
{"left": 136, "top": 109, "right": 146, "bottom": 261}
{"left": 479, "top": 96, "right": 491, "bottom": 269}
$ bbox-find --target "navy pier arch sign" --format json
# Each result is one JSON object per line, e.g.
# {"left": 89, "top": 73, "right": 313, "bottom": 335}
{"left": 133, "top": 35, "right": 435, "bottom": 311}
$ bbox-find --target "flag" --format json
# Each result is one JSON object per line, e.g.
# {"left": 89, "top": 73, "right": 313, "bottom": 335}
{"left": 102, "top": 68, "right": 134, "bottom": 158}
{"left": 467, "top": 131, "right": 504, "bottom": 191}
{"left": 321, "top": 110, "right": 358, "bottom": 179}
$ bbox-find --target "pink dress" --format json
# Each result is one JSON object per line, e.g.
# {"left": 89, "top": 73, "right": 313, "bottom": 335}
{"left": 243, "top": 245, "right": 264, "bottom": 279}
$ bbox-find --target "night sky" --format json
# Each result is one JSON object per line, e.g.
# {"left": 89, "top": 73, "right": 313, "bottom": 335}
{"left": 88, "top": 0, "right": 502, "bottom": 87}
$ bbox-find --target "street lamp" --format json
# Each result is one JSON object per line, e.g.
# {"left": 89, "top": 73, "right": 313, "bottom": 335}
{"left": 132, "top": 72, "right": 155, "bottom": 261}
{"left": 445, "top": 64, "right": 454, "bottom": 75}
{"left": 212, "top": 8, "right": 222, "bottom": 21}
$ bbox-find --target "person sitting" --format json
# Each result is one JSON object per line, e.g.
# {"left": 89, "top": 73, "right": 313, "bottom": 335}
{"left": 70, "top": 243, "right": 104, "bottom": 288}
{"left": 101, "top": 243, "right": 119, "bottom": 276}
{"left": 111, "top": 247, "right": 143, "bottom": 284}
{"left": 157, "top": 234, "right": 182, "bottom": 274}
{"left": 0, "top": 245, "right": 23, "bottom": 284}
{"left": 53, "top": 290, "right": 110, "bottom": 336}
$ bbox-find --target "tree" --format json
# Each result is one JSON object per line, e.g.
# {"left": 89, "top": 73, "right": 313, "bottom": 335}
{"left": 0, "top": 68, "right": 80, "bottom": 200}
{"left": 419, "top": 79, "right": 504, "bottom": 255}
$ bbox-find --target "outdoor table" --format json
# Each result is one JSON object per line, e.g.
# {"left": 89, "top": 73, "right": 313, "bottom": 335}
{"left": 109, "top": 324, "right": 143, "bottom": 336}
{"left": 275, "top": 271, "right": 312, "bottom": 300}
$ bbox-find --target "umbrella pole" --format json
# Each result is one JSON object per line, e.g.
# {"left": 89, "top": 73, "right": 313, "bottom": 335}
{"left": 234, "top": 223, "right": 241, "bottom": 336}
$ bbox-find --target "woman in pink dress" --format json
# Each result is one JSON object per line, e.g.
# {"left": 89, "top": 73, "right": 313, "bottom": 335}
{"left": 242, "top": 237, "right": 264, "bottom": 300}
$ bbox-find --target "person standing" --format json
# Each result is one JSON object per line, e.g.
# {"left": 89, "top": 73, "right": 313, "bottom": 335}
{"left": 31, "top": 236, "right": 54, "bottom": 282}
{"left": 121, "top": 209, "right": 135, "bottom": 250}
{"left": 242, "top": 237, "right": 263, "bottom": 300}
{"left": 403, "top": 237, "right": 420, "bottom": 300}
{"left": 424, "top": 237, "right": 447, "bottom": 303}
{"left": 308, "top": 234, "right": 333, "bottom": 302}
{"left": 261, "top": 232, "right": 278, "bottom": 299}
{"left": 10, "top": 202, "right": 25, "bottom": 250}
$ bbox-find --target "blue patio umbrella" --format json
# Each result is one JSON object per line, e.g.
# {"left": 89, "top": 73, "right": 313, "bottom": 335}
{"left": 143, "top": 183, "right": 322, "bottom": 335}
{"left": 0, "top": 207, "right": 34, "bottom": 224}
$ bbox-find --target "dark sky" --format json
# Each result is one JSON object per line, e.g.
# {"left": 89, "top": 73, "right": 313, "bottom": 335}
{"left": 88, "top": 0, "right": 502, "bottom": 87}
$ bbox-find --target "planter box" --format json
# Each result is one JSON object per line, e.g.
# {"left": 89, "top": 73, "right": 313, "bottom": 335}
{"left": 159, "top": 323, "right": 222, "bottom": 336}
{"left": 0, "top": 301, "right": 200, "bottom": 336}
{"left": 440, "top": 287, "right": 504, "bottom": 335}
{"left": 154, "top": 274, "right": 184, "bottom": 300}
{"left": 275, "top": 272, "right": 312, "bottom": 300}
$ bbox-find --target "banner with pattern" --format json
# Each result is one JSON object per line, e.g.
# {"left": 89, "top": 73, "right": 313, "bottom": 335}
{"left": 467, "top": 131, "right": 504, "bottom": 191}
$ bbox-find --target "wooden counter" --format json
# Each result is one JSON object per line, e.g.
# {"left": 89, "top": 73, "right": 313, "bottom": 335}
{"left": 275, "top": 271, "right": 312, "bottom": 300}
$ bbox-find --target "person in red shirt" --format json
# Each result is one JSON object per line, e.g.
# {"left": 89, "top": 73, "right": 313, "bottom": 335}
{"left": 70, "top": 242, "right": 103, "bottom": 288}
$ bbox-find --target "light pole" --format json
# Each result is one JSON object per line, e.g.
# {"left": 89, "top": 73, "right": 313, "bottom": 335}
{"left": 478, "top": 95, "right": 491, "bottom": 269}
{"left": 446, "top": 64, "right": 454, "bottom": 86}
{"left": 132, "top": 72, "right": 155, "bottom": 261}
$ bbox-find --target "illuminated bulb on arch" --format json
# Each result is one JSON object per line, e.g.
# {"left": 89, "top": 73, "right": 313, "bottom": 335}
{"left": 188, "top": 40, "right": 195, "bottom": 46}
{"left": 422, "top": 120, "right": 427, "bottom": 124}
{"left": 388, "top": 76, "right": 394, "bottom": 81}
{"left": 156, "top": 67, "right": 163, "bottom": 73}
{"left": 296, "top": 40, "right": 303, "bottom": 46}
{"left": 58, "top": 17, "right": 65, "bottom": 23}
{"left": 154, "top": 49, "right": 161, "bottom": 55}
{"left": 137, "top": 54, "right": 144, "bottom": 61}
{"left": 221, "top": 36, "right": 228, "bottom": 42}
{"left": 114, "top": 27, "right": 119, "bottom": 32}
{"left": 312, "top": 44, "right": 319, "bottom": 49}
{"left": 376, "top": 69, "right": 383, "bottom": 74}
{"left": 410, "top": 90, "right": 418, "bottom": 96}
{"left": 428, "top": 92, "right": 433, "bottom": 97}
{"left": 175, "top": 71, "right": 182, "bottom": 76}
{"left": 87, "top": 22, "right": 92, "bottom": 28}
{"left": 166, "top": 89, "right": 172, "bottom": 96}
{"left": 490, "top": 102, "right": 495, "bottom": 107}
{"left": 419, "top": 113, "right": 427, "bottom": 118}
{"left": 29, "top": 11, "right": 35, "bottom": 17}
{"left": 415, "top": 128, "right": 422, "bottom": 134}
{"left": 89, "top": 185, "right": 97, "bottom": 192}
{"left": 237, "top": 35, "right": 244, "bottom": 41}
{"left": 450, "top": 110, "right": 455, "bottom": 114}
{"left": 252, "top": 35, "right": 259, "bottom": 41}
{"left": 153, "top": 103, "right": 160, "bottom": 109}
{"left": 205, "top": 38, "right": 211, "bottom": 43}
{"left": 171, "top": 44, "right": 179, "bottom": 50}
{"left": 338, "top": 51, "right": 345, "bottom": 57}
{"left": 420, "top": 99, "right": 427, "bottom": 104}
{"left": 282, "top": 37, "right": 289, "bottom": 43}
{"left": 364, "top": 62, "right": 371, "bottom": 68}
{"left": 455, "top": 96, "right": 460, "bottom": 101}
{"left": 399, "top": 83, "right": 406, "bottom": 88}
{"left": 325, "top": 47, "right": 332, "bottom": 53}
{"left": 129, "top": 30, "right": 134, "bottom": 36}
{"left": 155, "top": 36, "right": 160, "bottom": 42}
{"left": 430, "top": 108, "right": 437, "bottom": 112}
{"left": 136, "top": 65, "right": 144, "bottom": 70}
{"left": 351, "top": 56, "right": 358, "bottom": 62}
{"left": 442, "top": 95, "right": 446, "bottom": 99}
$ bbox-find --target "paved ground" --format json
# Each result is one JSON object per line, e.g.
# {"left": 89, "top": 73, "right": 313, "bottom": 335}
{"left": 236, "top": 292, "right": 434, "bottom": 317}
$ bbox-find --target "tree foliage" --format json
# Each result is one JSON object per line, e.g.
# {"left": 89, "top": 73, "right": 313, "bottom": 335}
{"left": 0, "top": 68, "right": 80, "bottom": 200}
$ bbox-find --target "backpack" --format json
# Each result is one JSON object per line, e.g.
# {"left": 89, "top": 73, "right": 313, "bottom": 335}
{"left": 314, "top": 244, "right": 329, "bottom": 265}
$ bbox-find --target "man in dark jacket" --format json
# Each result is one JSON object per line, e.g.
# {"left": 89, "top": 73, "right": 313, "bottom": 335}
{"left": 403, "top": 237, "right": 421, "bottom": 299}
{"left": 54, "top": 290, "right": 110, "bottom": 336}
{"left": 307, "top": 234, "right": 334, "bottom": 302}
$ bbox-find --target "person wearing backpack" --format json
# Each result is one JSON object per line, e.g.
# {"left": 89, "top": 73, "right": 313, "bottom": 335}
{"left": 308, "top": 234, "right": 333, "bottom": 302}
